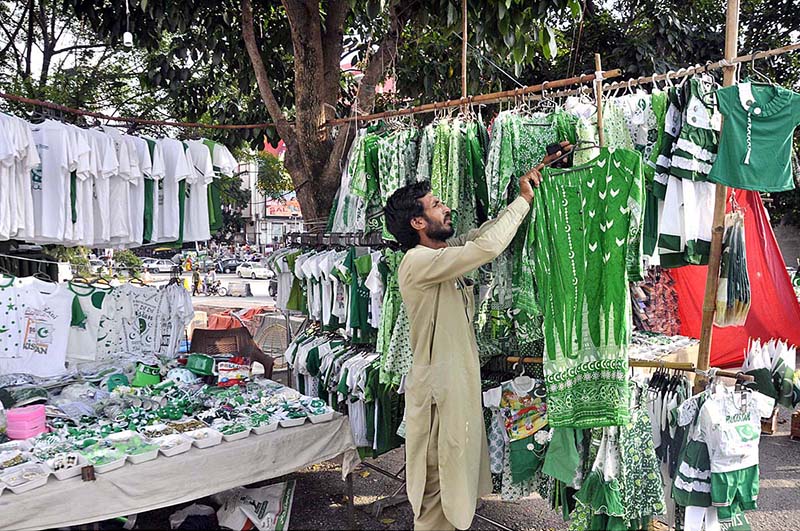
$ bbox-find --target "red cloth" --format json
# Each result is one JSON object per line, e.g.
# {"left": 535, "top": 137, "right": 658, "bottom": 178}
{"left": 671, "top": 189, "right": 800, "bottom": 368}
{"left": 207, "top": 311, "right": 243, "bottom": 330}
{"left": 205, "top": 307, "right": 271, "bottom": 330}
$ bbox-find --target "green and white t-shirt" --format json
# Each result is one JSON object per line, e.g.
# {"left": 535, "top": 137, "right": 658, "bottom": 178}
{"left": 709, "top": 81, "right": 800, "bottom": 192}
{"left": 66, "top": 283, "right": 115, "bottom": 362}
{"left": 698, "top": 388, "right": 762, "bottom": 473}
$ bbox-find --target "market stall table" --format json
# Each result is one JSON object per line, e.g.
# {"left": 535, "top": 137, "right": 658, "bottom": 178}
{"left": 0, "top": 414, "right": 360, "bottom": 531}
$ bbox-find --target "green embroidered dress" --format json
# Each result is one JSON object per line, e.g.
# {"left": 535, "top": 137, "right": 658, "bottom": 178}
{"left": 533, "top": 147, "right": 644, "bottom": 428}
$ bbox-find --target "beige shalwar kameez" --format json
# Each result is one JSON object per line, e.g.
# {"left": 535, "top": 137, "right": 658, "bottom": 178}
{"left": 399, "top": 196, "right": 531, "bottom": 530}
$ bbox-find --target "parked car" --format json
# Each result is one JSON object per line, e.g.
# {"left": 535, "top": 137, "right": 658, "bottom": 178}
{"left": 141, "top": 258, "right": 159, "bottom": 268}
{"left": 236, "top": 261, "right": 274, "bottom": 279}
{"left": 144, "top": 259, "right": 179, "bottom": 274}
{"left": 216, "top": 258, "right": 242, "bottom": 274}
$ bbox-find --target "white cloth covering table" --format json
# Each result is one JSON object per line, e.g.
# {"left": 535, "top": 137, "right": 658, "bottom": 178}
{"left": 0, "top": 414, "right": 359, "bottom": 531}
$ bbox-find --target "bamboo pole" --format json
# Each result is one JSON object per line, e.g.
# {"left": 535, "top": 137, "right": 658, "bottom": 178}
{"left": 696, "top": 0, "right": 740, "bottom": 391}
{"left": 461, "top": 0, "right": 468, "bottom": 99}
{"left": 594, "top": 53, "right": 605, "bottom": 147}
{"left": 324, "top": 69, "right": 622, "bottom": 126}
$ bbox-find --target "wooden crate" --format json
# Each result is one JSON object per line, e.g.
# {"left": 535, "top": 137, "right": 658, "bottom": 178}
{"left": 791, "top": 411, "right": 800, "bottom": 441}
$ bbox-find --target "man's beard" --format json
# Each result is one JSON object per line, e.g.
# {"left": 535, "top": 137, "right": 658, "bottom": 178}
{"left": 424, "top": 215, "right": 454, "bottom": 242}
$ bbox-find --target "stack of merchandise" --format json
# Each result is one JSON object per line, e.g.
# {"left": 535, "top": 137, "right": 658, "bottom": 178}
{"left": 0, "top": 113, "right": 237, "bottom": 247}
{"left": 715, "top": 210, "right": 751, "bottom": 327}
{"left": 0, "top": 373, "right": 336, "bottom": 495}
{"left": 630, "top": 268, "right": 681, "bottom": 335}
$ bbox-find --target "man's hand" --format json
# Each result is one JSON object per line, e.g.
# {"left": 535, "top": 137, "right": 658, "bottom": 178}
{"left": 519, "top": 141, "right": 574, "bottom": 204}
{"left": 519, "top": 169, "right": 541, "bottom": 204}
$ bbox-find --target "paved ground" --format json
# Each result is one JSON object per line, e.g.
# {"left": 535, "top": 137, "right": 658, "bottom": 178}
{"left": 283, "top": 409, "right": 800, "bottom": 531}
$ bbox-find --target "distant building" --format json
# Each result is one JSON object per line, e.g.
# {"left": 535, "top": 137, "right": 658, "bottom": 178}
{"left": 239, "top": 158, "right": 303, "bottom": 253}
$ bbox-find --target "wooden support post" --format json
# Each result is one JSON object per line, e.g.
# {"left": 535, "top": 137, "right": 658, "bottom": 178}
{"left": 594, "top": 53, "right": 605, "bottom": 147}
{"left": 461, "top": 0, "right": 468, "bottom": 99}
{"left": 696, "top": 0, "right": 739, "bottom": 391}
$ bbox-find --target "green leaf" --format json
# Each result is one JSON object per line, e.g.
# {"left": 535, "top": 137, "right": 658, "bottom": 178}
{"left": 140, "top": 0, "right": 148, "bottom": 12}
{"left": 498, "top": 2, "right": 506, "bottom": 20}
{"left": 505, "top": 0, "right": 512, "bottom": 8}
{"left": 541, "top": 26, "right": 558, "bottom": 61}
{"left": 503, "top": 30, "right": 515, "bottom": 49}
{"left": 569, "top": 0, "right": 581, "bottom": 19}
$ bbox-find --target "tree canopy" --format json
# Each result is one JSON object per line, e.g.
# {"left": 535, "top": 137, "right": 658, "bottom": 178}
{"left": 1, "top": 0, "right": 798, "bottom": 225}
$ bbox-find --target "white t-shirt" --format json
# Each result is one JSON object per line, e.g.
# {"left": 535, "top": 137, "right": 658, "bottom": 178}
{"left": 206, "top": 140, "right": 238, "bottom": 176}
{"left": 27, "top": 120, "right": 72, "bottom": 243}
{"left": 83, "top": 129, "right": 118, "bottom": 246}
{"left": 96, "top": 127, "right": 133, "bottom": 242}
{"left": 66, "top": 283, "right": 116, "bottom": 362}
{"left": 102, "top": 127, "right": 143, "bottom": 247}
{"left": 157, "top": 138, "right": 192, "bottom": 242}
{"left": 98, "top": 285, "right": 136, "bottom": 357}
{"left": 0, "top": 122, "right": 17, "bottom": 240}
{"left": 0, "top": 118, "right": 38, "bottom": 239}
{"left": 183, "top": 140, "right": 215, "bottom": 242}
{"left": 364, "top": 252, "right": 384, "bottom": 328}
{"left": 123, "top": 136, "right": 153, "bottom": 248}
{"left": 1, "top": 279, "right": 74, "bottom": 377}
{"left": 154, "top": 283, "right": 194, "bottom": 357}
{"left": 62, "top": 125, "right": 93, "bottom": 245}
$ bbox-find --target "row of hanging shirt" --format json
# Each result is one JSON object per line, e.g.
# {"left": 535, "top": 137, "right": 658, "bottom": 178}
{"left": 0, "top": 273, "right": 193, "bottom": 378}
{"left": 0, "top": 112, "right": 238, "bottom": 247}
{"left": 283, "top": 326, "right": 404, "bottom": 457}
{"left": 270, "top": 243, "right": 413, "bottom": 390}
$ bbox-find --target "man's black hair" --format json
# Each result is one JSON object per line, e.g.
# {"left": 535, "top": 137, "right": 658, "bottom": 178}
{"left": 385, "top": 181, "right": 431, "bottom": 250}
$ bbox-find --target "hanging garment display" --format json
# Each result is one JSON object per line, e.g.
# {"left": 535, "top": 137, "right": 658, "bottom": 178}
{"left": 0, "top": 275, "right": 194, "bottom": 377}
{"left": 0, "top": 118, "right": 237, "bottom": 247}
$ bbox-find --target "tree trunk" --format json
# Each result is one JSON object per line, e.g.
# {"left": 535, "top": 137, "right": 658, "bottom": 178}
{"left": 241, "top": 0, "right": 405, "bottom": 230}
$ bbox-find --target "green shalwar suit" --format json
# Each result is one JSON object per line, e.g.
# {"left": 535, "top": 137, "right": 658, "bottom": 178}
{"left": 399, "top": 196, "right": 531, "bottom": 530}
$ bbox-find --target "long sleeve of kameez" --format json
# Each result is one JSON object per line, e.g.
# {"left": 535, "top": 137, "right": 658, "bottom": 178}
{"left": 625, "top": 154, "right": 646, "bottom": 282}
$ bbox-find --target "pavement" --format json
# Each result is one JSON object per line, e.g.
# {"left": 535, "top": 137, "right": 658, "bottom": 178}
{"left": 282, "top": 409, "right": 800, "bottom": 531}
{"left": 149, "top": 272, "right": 278, "bottom": 310}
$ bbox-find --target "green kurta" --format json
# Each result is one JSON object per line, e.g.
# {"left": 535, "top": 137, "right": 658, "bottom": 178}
{"left": 399, "top": 196, "right": 530, "bottom": 529}
{"left": 534, "top": 147, "right": 644, "bottom": 429}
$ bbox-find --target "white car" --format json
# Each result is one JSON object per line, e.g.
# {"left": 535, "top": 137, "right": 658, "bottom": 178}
{"left": 144, "top": 259, "right": 179, "bottom": 274}
{"left": 236, "top": 262, "right": 274, "bottom": 279}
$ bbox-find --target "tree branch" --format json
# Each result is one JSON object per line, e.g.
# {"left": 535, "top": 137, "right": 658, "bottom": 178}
{"left": 241, "top": 0, "right": 307, "bottom": 180}
{"left": 52, "top": 43, "right": 106, "bottom": 55}
{"left": 321, "top": 0, "right": 348, "bottom": 121}
{"left": 0, "top": 4, "right": 30, "bottom": 59}
{"left": 322, "top": 2, "right": 407, "bottom": 183}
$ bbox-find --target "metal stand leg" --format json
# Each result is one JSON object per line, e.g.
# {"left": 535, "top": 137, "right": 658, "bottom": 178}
{"left": 345, "top": 472, "right": 356, "bottom": 529}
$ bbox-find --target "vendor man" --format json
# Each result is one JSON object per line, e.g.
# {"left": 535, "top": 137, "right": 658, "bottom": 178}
{"left": 384, "top": 142, "right": 571, "bottom": 530}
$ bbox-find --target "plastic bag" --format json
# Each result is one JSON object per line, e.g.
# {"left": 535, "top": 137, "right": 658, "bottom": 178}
{"left": 215, "top": 481, "right": 296, "bottom": 531}
{"left": 715, "top": 210, "right": 751, "bottom": 327}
